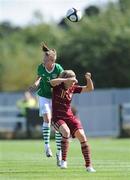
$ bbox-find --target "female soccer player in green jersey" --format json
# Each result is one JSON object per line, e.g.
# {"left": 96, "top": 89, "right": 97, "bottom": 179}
{"left": 30, "top": 42, "right": 64, "bottom": 166}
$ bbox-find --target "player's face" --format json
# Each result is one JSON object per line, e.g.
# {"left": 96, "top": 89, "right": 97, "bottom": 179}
{"left": 44, "top": 54, "right": 55, "bottom": 67}
{"left": 66, "top": 77, "right": 78, "bottom": 88}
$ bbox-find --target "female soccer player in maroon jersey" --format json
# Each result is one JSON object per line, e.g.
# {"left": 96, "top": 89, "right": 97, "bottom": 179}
{"left": 50, "top": 70, "right": 96, "bottom": 172}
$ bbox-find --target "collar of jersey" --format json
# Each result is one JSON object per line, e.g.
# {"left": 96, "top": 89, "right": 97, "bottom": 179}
{"left": 45, "top": 63, "right": 55, "bottom": 73}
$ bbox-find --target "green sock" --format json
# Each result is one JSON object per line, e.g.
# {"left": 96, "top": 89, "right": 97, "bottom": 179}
{"left": 55, "top": 131, "right": 62, "bottom": 154}
{"left": 42, "top": 122, "right": 51, "bottom": 149}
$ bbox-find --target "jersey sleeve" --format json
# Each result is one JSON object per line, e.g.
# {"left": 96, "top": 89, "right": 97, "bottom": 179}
{"left": 57, "top": 64, "right": 64, "bottom": 75}
{"left": 73, "top": 85, "right": 82, "bottom": 94}
{"left": 37, "top": 64, "right": 41, "bottom": 76}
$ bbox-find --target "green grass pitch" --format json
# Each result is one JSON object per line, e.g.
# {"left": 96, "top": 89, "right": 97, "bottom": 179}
{"left": 0, "top": 138, "right": 130, "bottom": 180}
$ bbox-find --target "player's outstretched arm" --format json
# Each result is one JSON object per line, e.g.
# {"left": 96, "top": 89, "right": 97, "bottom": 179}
{"left": 49, "top": 78, "right": 68, "bottom": 87}
{"left": 50, "top": 77, "right": 77, "bottom": 87}
{"left": 29, "top": 76, "right": 41, "bottom": 92}
{"left": 81, "top": 72, "right": 94, "bottom": 93}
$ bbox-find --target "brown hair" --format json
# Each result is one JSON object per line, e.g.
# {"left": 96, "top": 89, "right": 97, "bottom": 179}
{"left": 41, "top": 42, "right": 57, "bottom": 60}
{"left": 59, "top": 70, "right": 76, "bottom": 78}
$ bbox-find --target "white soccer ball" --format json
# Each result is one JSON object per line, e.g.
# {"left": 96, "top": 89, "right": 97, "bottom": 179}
{"left": 66, "top": 8, "right": 82, "bottom": 22}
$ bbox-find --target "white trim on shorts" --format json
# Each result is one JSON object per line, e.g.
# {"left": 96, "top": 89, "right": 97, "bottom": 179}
{"left": 38, "top": 96, "right": 52, "bottom": 117}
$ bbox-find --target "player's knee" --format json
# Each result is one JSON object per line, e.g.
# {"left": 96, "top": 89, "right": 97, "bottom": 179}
{"left": 62, "top": 128, "right": 70, "bottom": 138}
{"left": 75, "top": 129, "right": 87, "bottom": 142}
{"left": 80, "top": 134, "right": 87, "bottom": 142}
{"left": 43, "top": 114, "right": 51, "bottom": 123}
{"left": 43, "top": 121, "right": 50, "bottom": 128}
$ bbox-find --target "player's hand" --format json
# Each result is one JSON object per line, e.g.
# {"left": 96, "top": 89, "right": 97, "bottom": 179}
{"left": 85, "top": 72, "right": 91, "bottom": 79}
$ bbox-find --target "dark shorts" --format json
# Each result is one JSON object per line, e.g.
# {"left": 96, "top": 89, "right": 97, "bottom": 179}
{"left": 52, "top": 116, "right": 83, "bottom": 138}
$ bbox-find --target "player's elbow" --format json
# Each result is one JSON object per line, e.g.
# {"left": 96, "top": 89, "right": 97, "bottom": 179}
{"left": 91, "top": 85, "right": 94, "bottom": 91}
{"left": 49, "top": 80, "right": 55, "bottom": 87}
{"left": 50, "top": 79, "right": 59, "bottom": 87}
{"left": 87, "top": 85, "right": 94, "bottom": 92}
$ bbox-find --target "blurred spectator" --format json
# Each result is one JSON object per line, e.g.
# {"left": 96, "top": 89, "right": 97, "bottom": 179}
{"left": 16, "top": 91, "right": 38, "bottom": 117}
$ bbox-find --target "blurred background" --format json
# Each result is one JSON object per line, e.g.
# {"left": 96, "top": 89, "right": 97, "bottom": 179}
{"left": 0, "top": 0, "right": 130, "bottom": 139}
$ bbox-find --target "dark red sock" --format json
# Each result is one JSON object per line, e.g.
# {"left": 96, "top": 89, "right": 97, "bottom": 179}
{"left": 81, "top": 141, "right": 92, "bottom": 167}
{"left": 61, "top": 136, "right": 69, "bottom": 161}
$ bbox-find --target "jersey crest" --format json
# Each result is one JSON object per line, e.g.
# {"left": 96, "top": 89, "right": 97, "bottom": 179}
{"left": 52, "top": 74, "right": 58, "bottom": 78}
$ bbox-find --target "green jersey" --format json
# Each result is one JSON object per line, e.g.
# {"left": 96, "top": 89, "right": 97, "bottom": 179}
{"left": 37, "top": 63, "right": 64, "bottom": 98}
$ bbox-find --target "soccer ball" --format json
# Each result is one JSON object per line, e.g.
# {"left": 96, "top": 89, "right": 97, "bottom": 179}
{"left": 66, "top": 8, "right": 82, "bottom": 22}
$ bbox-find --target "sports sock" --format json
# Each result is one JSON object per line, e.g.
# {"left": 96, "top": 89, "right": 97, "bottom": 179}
{"left": 42, "top": 122, "right": 51, "bottom": 150}
{"left": 61, "top": 137, "right": 69, "bottom": 161}
{"left": 55, "top": 131, "right": 62, "bottom": 155}
{"left": 81, "top": 141, "right": 92, "bottom": 168}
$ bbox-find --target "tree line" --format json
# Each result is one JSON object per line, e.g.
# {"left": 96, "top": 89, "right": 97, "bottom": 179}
{"left": 0, "top": 0, "right": 130, "bottom": 91}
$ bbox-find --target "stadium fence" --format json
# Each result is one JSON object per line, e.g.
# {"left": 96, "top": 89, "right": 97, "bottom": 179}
{"left": 0, "top": 88, "right": 130, "bottom": 138}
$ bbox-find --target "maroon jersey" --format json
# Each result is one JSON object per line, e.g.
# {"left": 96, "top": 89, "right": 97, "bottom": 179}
{"left": 52, "top": 83, "right": 82, "bottom": 120}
